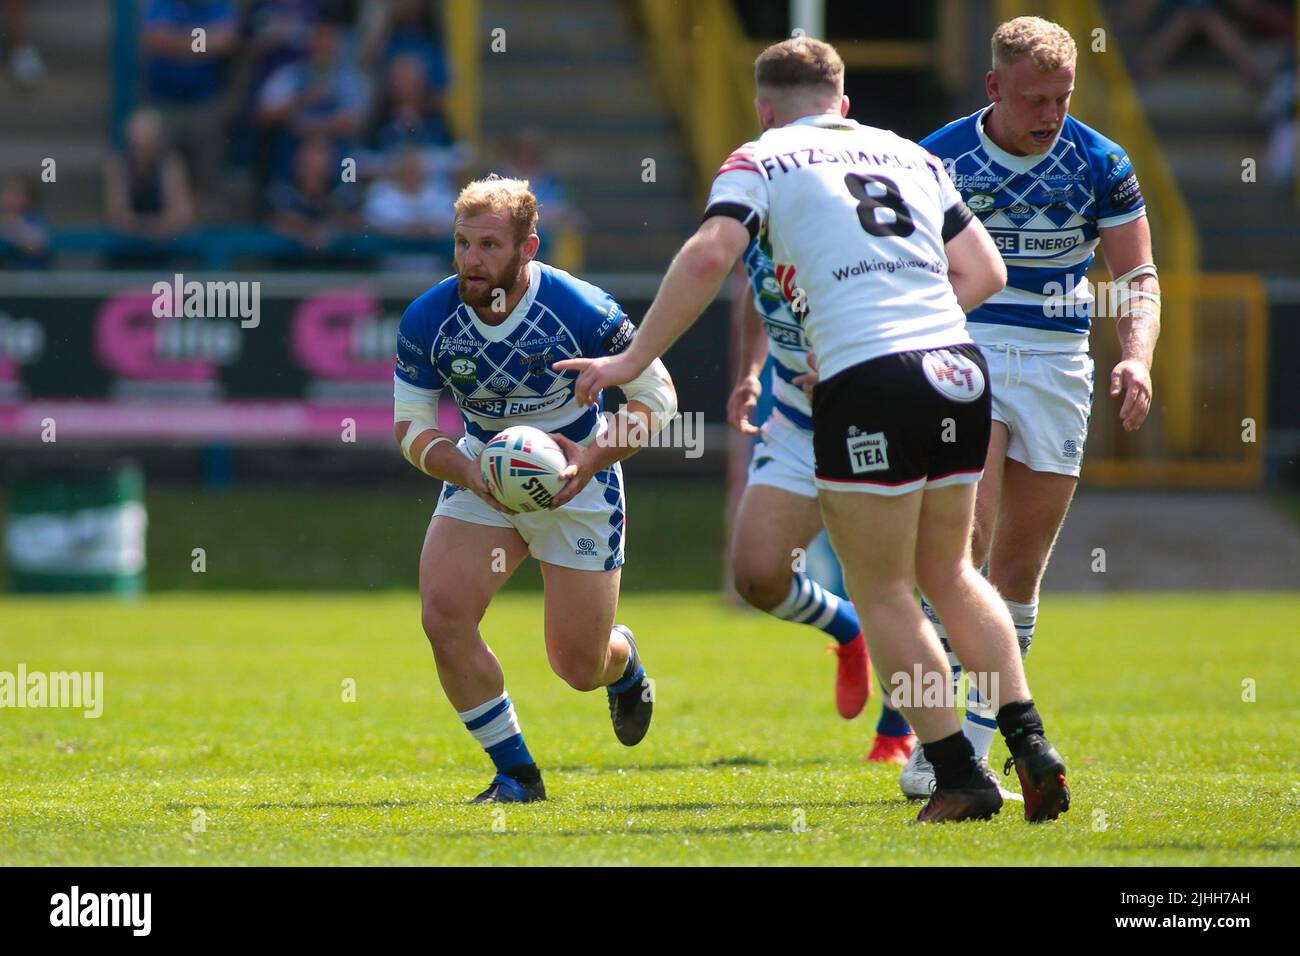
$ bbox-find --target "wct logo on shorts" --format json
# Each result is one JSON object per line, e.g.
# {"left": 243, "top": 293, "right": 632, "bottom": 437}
{"left": 921, "top": 349, "right": 985, "bottom": 403}
{"left": 846, "top": 428, "right": 889, "bottom": 474}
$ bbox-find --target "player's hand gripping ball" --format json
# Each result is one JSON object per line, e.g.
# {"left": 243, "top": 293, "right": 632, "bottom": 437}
{"left": 480, "top": 425, "right": 570, "bottom": 512}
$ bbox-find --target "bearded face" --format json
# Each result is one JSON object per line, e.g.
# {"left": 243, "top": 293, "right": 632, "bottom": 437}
{"left": 454, "top": 211, "right": 530, "bottom": 312}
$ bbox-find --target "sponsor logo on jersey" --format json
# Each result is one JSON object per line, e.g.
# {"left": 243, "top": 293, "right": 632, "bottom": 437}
{"left": 518, "top": 334, "right": 567, "bottom": 349}
{"left": 601, "top": 318, "right": 637, "bottom": 355}
{"left": 987, "top": 229, "right": 1085, "bottom": 256}
{"left": 922, "top": 349, "right": 986, "bottom": 403}
{"left": 952, "top": 171, "right": 1004, "bottom": 191}
{"left": 833, "top": 256, "right": 944, "bottom": 280}
{"left": 396, "top": 355, "right": 421, "bottom": 380}
{"left": 508, "top": 391, "right": 569, "bottom": 416}
{"left": 1109, "top": 171, "right": 1142, "bottom": 211}
{"left": 520, "top": 349, "right": 553, "bottom": 376}
{"left": 774, "top": 262, "right": 802, "bottom": 312}
{"left": 450, "top": 356, "right": 477, "bottom": 383}
{"left": 763, "top": 318, "right": 806, "bottom": 349}
{"left": 846, "top": 430, "right": 889, "bottom": 474}
{"left": 486, "top": 374, "right": 514, "bottom": 395}
{"left": 967, "top": 192, "right": 996, "bottom": 212}
{"left": 397, "top": 331, "right": 423, "bottom": 356}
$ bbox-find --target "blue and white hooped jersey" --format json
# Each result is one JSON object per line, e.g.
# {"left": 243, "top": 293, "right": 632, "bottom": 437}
{"left": 743, "top": 236, "right": 813, "bottom": 430}
{"left": 921, "top": 107, "right": 1146, "bottom": 351}
{"left": 394, "top": 260, "right": 636, "bottom": 452}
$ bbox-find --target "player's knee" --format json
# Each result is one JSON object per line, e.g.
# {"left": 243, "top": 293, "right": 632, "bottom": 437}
{"left": 420, "top": 597, "right": 476, "bottom": 650}
{"left": 547, "top": 647, "right": 606, "bottom": 692}
{"left": 991, "top": 554, "right": 1043, "bottom": 604}
{"left": 846, "top": 575, "right": 914, "bottom": 614}
{"left": 731, "top": 558, "right": 790, "bottom": 611}
{"left": 915, "top": 557, "right": 975, "bottom": 607}
{"left": 970, "top": 519, "right": 994, "bottom": 569}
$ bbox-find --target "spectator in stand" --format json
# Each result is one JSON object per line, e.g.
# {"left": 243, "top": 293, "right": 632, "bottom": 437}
{"left": 140, "top": 0, "right": 239, "bottom": 216}
{"left": 229, "top": 0, "right": 322, "bottom": 201}
{"left": 267, "top": 134, "right": 359, "bottom": 252}
{"left": 103, "top": 108, "right": 196, "bottom": 256}
{"left": 362, "top": 145, "right": 455, "bottom": 271}
{"left": 1263, "top": 50, "right": 1296, "bottom": 182}
{"left": 0, "top": 175, "right": 50, "bottom": 267}
{"left": 366, "top": 52, "right": 465, "bottom": 180}
{"left": 2, "top": 0, "right": 45, "bottom": 86}
{"left": 360, "top": 0, "right": 449, "bottom": 90}
{"left": 256, "top": 16, "right": 372, "bottom": 185}
{"left": 498, "top": 128, "right": 582, "bottom": 234}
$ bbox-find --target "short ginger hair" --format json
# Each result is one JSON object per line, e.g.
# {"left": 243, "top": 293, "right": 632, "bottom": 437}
{"left": 454, "top": 174, "right": 539, "bottom": 245}
{"left": 991, "top": 17, "right": 1076, "bottom": 71}
{"left": 754, "top": 36, "right": 844, "bottom": 92}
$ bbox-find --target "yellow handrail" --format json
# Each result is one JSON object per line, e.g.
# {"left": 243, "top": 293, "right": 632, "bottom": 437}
{"left": 444, "top": 0, "right": 481, "bottom": 154}
{"left": 442, "top": 0, "right": 582, "bottom": 269}
{"left": 636, "top": 0, "right": 757, "bottom": 209}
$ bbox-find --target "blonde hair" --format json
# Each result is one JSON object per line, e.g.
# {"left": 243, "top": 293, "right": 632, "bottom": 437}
{"left": 992, "top": 16, "right": 1076, "bottom": 71}
{"left": 754, "top": 36, "right": 844, "bottom": 92}
{"left": 454, "top": 174, "right": 539, "bottom": 245}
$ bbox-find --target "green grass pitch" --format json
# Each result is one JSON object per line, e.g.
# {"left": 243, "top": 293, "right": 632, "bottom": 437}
{"left": 1, "top": 591, "right": 1297, "bottom": 865}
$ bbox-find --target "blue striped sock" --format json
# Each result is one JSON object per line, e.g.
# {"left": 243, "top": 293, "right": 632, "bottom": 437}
{"left": 921, "top": 595, "right": 962, "bottom": 699}
{"left": 963, "top": 684, "right": 999, "bottom": 761}
{"left": 458, "top": 691, "right": 534, "bottom": 773}
{"left": 771, "top": 572, "right": 861, "bottom": 645}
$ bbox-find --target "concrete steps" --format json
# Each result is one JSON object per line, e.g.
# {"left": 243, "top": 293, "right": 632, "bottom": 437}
{"left": 3, "top": 0, "right": 111, "bottom": 224}
{"left": 1137, "top": 63, "right": 1294, "bottom": 274}
{"left": 478, "top": 0, "right": 695, "bottom": 272}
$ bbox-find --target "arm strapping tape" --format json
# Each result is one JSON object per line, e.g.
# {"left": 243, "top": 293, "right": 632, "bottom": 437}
{"left": 1112, "top": 262, "right": 1161, "bottom": 320}
{"left": 620, "top": 357, "right": 677, "bottom": 435}
{"left": 394, "top": 396, "right": 450, "bottom": 475}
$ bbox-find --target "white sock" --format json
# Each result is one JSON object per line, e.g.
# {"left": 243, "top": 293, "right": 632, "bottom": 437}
{"left": 1006, "top": 598, "right": 1038, "bottom": 660}
{"left": 963, "top": 684, "right": 999, "bottom": 761}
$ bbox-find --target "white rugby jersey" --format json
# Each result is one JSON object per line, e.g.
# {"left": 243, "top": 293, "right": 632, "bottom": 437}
{"left": 706, "top": 114, "right": 975, "bottom": 382}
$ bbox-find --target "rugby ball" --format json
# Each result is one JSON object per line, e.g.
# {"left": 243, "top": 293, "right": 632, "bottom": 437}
{"left": 480, "top": 425, "right": 570, "bottom": 512}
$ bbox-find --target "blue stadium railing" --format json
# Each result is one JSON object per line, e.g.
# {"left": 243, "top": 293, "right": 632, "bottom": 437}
{"left": 21, "top": 228, "right": 553, "bottom": 270}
